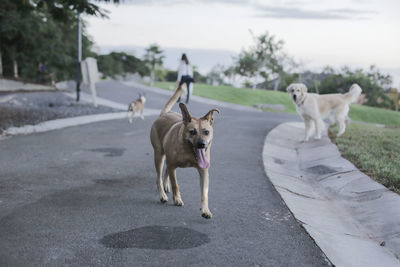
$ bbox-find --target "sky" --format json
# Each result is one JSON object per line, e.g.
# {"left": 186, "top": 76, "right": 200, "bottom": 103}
{"left": 86, "top": 0, "right": 400, "bottom": 85}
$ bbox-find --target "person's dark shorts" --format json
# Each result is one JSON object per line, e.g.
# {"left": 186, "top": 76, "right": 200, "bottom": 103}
{"left": 179, "top": 75, "right": 194, "bottom": 87}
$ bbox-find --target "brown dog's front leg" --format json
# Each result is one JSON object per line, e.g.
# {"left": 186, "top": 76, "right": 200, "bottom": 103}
{"left": 168, "top": 167, "right": 184, "bottom": 206}
{"left": 155, "top": 153, "right": 168, "bottom": 203}
{"left": 198, "top": 168, "right": 212, "bottom": 219}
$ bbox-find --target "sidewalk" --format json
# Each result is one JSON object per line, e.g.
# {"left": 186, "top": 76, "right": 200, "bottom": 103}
{"left": 263, "top": 122, "right": 400, "bottom": 267}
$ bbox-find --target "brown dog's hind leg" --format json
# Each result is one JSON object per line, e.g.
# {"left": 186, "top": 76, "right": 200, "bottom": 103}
{"left": 198, "top": 168, "right": 212, "bottom": 219}
{"left": 167, "top": 167, "right": 184, "bottom": 206}
{"left": 163, "top": 169, "right": 170, "bottom": 193}
{"left": 154, "top": 152, "right": 168, "bottom": 203}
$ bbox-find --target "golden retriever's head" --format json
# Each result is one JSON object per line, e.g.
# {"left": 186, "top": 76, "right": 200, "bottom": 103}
{"left": 287, "top": 83, "right": 308, "bottom": 105}
{"left": 179, "top": 103, "right": 219, "bottom": 169}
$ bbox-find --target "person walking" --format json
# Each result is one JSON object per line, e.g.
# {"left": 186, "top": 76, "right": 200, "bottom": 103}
{"left": 176, "top": 53, "right": 194, "bottom": 104}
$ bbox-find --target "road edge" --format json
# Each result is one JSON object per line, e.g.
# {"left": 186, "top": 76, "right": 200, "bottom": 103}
{"left": 262, "top": 121, "right": 400, "bottom": 267}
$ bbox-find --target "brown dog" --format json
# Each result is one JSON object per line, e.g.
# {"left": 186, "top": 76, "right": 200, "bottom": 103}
{"left": 150, "top": 86, "right": 219, "bottom": 219}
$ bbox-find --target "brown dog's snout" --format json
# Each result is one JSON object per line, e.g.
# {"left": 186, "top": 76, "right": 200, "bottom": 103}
{"left": 293, "top": 94, "right": 297, "bottom": 102}
{"left": 197, "top": 139, "right": 206, "bottom": 149}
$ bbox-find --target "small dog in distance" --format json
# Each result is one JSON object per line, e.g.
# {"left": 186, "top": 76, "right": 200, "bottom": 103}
{"left": 128, "top": 93, "right": 146, "bottom": 123}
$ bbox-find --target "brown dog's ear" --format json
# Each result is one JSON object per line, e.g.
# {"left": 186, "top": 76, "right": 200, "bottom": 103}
{"left": 179, "top": 103, "right": 192, "bottom": 124}
{"left": 201, "top": 108, "right": 219, "bottom": 125}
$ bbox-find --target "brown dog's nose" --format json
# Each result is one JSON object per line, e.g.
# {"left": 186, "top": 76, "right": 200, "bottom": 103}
{"left": 293, "top": 95, "right": 297, "bottom": 101}
{"left": 197, "top": 139, "right": 206, "bottom": 149}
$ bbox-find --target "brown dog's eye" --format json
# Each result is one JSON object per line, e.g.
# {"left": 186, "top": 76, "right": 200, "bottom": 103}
{"left": 189, "top": 129, "right": 197, "bottom": 136}
{"left": 204, "top": 130, "right": 209, "bottom": 135}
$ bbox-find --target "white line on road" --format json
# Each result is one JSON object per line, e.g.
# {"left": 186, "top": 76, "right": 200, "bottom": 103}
{"left": 63, "top": 91, "right": 127, "bottom": 110}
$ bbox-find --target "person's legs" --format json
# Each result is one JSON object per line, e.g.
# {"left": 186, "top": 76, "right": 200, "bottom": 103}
{"left": 185, "top": 81, "right": 191, "bottom": 104}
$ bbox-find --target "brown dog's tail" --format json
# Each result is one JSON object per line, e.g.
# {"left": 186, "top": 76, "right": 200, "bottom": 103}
{"left": 160, "top": 86, "right": 182, "bottom": 115}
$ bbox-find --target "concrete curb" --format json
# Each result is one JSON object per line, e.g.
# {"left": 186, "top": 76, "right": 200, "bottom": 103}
{"left": 63, "top": 91, "right": 127, "bottom": 111}
{"left": 2, "top": 109, "right": 160, "bottom": 138}
{"left": 263, "top": 122, "right": 400, "bottom": 267}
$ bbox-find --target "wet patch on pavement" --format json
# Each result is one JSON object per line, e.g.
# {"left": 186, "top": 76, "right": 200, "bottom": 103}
{"left": 305, "top": 165, "right": 337, "bottom": 175}
{"left": 88, "top": 147, "right": 126, "bottom": 157}
{"left": 273, "top": 158, "right": 285, "bottom": 165}
{"left": 100, "top": 225, "right": 210, "bottom": 250}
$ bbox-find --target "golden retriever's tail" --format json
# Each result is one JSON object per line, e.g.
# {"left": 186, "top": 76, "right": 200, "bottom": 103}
{"left": 344, "top": 84, "right": 362, "bottom": 104}
{"left": 160, "top": 86, "right": 182, "bottom": 115}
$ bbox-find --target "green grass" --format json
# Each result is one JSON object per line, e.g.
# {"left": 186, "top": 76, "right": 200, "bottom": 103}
{"left": 153, "top": 81, "right": 400, "bottom": 126}
{"left": 330, "top": 123, "right": 400, "bottom": 193}
{"left": 349, "top": 104, "right": 400, "bottom": 126}
{"left": 153, "top": 81, "right": 297, "bottom": 113}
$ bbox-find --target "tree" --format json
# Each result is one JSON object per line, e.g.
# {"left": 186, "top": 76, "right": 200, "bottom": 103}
{"left": 143, "top": 44, "right": 164, "bottom": 86}
{"left": 192, "top": 65, "right": 207, "bottom": 84}
{"left": 97, "top": 52, "right": 149, "bottom": 79}
{"left": 206, "top": 64, "right": 225, "bottom": 86}
{"left": 234, "top": 51, "right": 259, "bottom": 88}
{"left": 232, "top": 30, "right": 298, "bottom": 90}
{"left": 223, "top": 65, "right": 237, "bottom": 85}
{"left": 387, "top": 88, "right": 399, "bottom": 111}
{"left": 33, "top": 0, "right": 121, "bottom": 19}
{"left": 0, "top": 0, "right": 119, "bottom": 82}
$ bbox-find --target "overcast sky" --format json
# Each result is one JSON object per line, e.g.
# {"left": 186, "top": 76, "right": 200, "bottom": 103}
{"left": 86, "top": 0, "right": 400, "bottom": 84}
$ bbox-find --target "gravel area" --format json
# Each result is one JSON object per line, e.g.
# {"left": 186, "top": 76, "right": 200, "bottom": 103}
{"left": 0, "top": 91, "right": 119, "bottom": 133}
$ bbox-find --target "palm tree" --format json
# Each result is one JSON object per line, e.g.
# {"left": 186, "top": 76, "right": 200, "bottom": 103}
{"left": 143, "top": 44, "right": 164, "bottom": 86}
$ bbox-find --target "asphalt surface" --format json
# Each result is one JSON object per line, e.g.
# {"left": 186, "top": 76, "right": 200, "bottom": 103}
{"left": 0, "top": 80, "right": 329, "bottom": 266}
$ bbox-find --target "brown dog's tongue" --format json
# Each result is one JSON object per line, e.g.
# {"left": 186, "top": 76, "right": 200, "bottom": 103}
{"left": 196, "top": 148, "right": 210, "bottom": 169}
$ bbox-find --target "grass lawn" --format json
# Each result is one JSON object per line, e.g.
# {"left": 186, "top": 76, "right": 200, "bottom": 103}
{"left": 153, "top": 81, "right": 297, "bottom": 113}
{"left": 154, "top": 81, "right": 400, "bottom": 126}
{"left": 349, "top": 104, "right": 400, "bottom": 126}
{"left": 330, "top": 123, "right": 400, "bottom": 193}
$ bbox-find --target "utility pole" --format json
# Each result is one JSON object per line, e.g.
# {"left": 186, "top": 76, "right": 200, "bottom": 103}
{"left": 76, "top": 11, "right": 82, "bottom": 102}
{"left": 0, "top": 49, "right": 3, "bottom": 77}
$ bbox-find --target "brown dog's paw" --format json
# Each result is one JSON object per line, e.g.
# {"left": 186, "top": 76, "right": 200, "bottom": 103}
{"left": 160, "top": 196, "right": 168, "bottom": 203}
{"left": 174, "top": 198, "right": 184, "bottom": 206}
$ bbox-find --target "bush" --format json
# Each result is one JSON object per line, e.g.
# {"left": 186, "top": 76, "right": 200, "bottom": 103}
{"left": 165, "top": 70, "right": 177, "bottom": 82}
{"left": 193, "top": 70, "right": 207, "bottom": 83}
{"left": 312, "top": 67, "right": 393, "bottom": 108}
{"left": 97, "top": 52, "right": 149, "bottom": 79}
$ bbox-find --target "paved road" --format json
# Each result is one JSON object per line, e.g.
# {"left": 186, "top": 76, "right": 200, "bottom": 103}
{"left": 0, "top": 81, "right": 329, "bottom": 266}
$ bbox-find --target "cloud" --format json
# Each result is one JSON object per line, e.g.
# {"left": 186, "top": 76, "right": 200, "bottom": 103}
{"left": 253, "top": 5, "right": 377, "bottom": 20}
{"left": 117, "top": 0, "right": 377, "bottom": 20}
